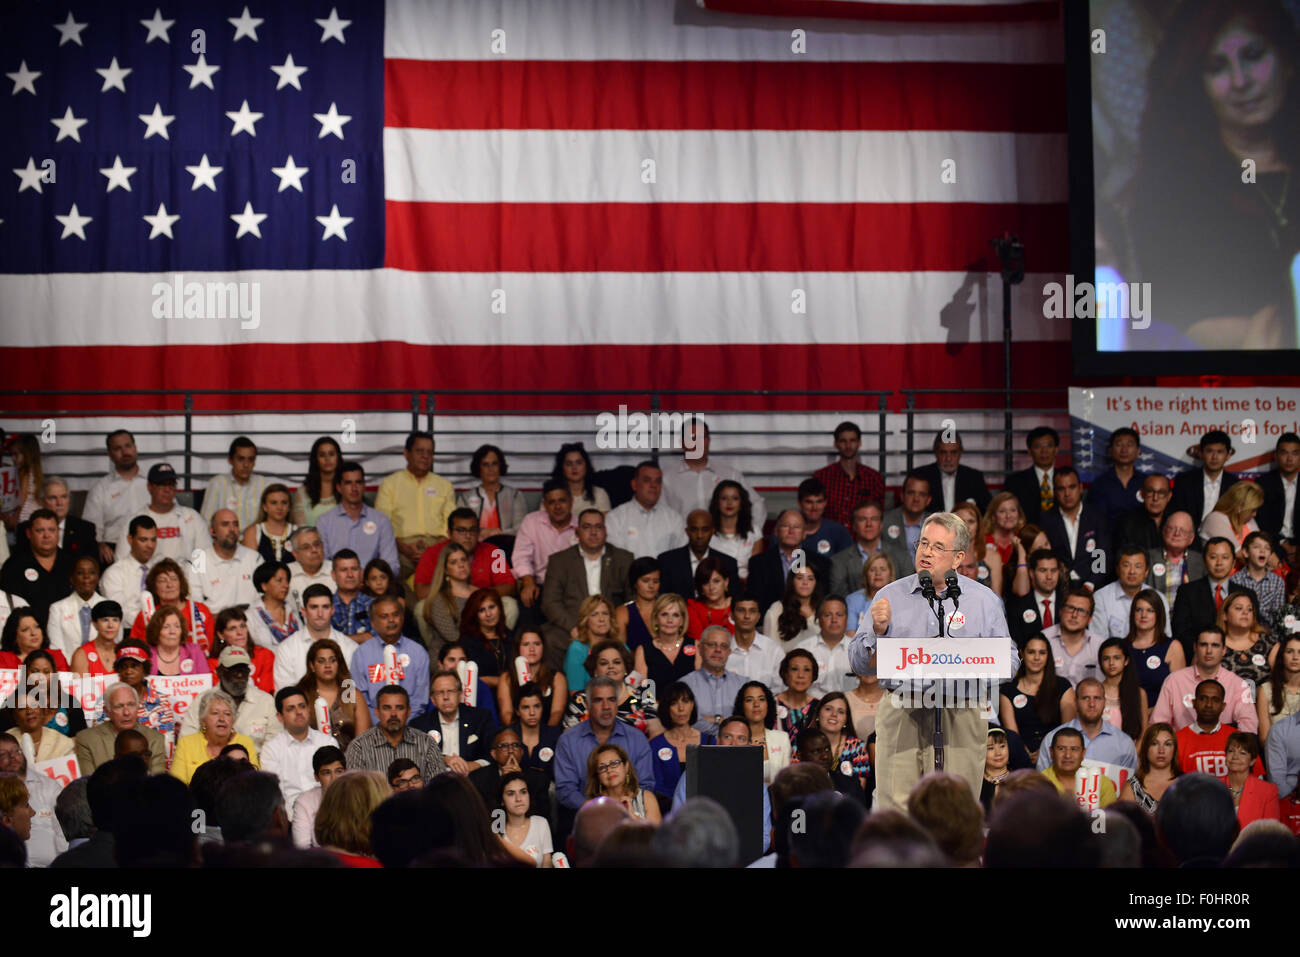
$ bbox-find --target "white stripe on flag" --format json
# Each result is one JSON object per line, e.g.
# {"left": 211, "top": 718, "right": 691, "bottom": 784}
{"left": 383, "top": 0, "right": 1063, "bottom": 63}
{"left": 382, "top": 129, "right": 1067, "bottom": 204}
{"left": 0, "top": 270, "right": 1070, "bottom": 347}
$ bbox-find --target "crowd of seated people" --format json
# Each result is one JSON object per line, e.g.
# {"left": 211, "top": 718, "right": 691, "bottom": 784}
{"left": 2, "top": 419, "right": 1300, "bottom": 868}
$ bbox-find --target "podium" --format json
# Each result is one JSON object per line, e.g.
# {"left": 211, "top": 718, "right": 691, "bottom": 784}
{"left": 684, "top": 744, "right": 764, "bottom": 864}
{"left": 874, "top": 636, "right": 1014, "bottom": 771}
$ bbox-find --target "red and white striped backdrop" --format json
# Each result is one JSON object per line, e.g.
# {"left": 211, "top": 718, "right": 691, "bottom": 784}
{"left": 0, "top": 0, "right": 1069, "bottom": 413}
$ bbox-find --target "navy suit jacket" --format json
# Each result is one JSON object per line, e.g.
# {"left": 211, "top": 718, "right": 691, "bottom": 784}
{"left": 411, "top": 704, "right": 497, "bottom": 763}
{"left": 1169, "top": 468, "right": 1240, "bottom": 527}
{"left": 657, "top": 545, "right": 739, "bottom": 600}
{"left": 744, "top": 548, "right": 830, "bottom": 617}
{"left": 912, "top": 463, "right": 992, "bottom": 514}
{"left": 1039, "top": 504, "right": 1112, "bottom": 589}
{"left": 1256, "top": 470, "right": 1300, "bottom": 545}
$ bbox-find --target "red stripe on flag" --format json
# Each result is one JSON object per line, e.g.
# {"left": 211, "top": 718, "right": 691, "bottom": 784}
{"left": 384, "top": 200, "right": 1068, "bottom": 272}
{"left": 0, "top": 342, "right": 1070, "bottom": 412}
{"left": 384, "top": 59, "right": 1065, "bottom": 132}
{"left": 698, "top": 0, "right": 1059, "bottom": 22}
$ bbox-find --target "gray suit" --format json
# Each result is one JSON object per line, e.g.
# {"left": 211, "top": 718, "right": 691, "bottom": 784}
{"left": 1145, "top": 548, "right": 1206, "bottom": 599}
{"left": 74, "top": 721, "right": 167, "bottom": 775}
{"left": 829, "top": 539, "right": 914, "bottom": 596}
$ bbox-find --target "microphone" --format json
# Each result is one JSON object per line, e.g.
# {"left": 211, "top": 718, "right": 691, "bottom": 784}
{"left": 944, "top": 570, "right": 962, "bottom": 602}
{"left": 918, "top": 570, "right": 936, "bottom": 600}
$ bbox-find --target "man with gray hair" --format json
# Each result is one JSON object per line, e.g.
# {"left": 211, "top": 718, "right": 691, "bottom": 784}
{"left": 74, "top": 682, "right": 167, "bottom": 774}
{"left": 554, "top": 674, "right": 655, "bottom": 811}
{"left": 681, "top": 625, "right": 747, "bottom": 735}
{"left": 288, "top": 527, "right": 334, "bottom": 610}
{"left": 848, "top": 512, "right": 1016, "bottom": 812}
{"left": 652, "top": 796, "right": 740, "bottom": 868}
{"left": 14, "top": 477, "right": 97, "bottom": 563}
{"left": 54, "top": 777, "right": 95, "bottom": 851}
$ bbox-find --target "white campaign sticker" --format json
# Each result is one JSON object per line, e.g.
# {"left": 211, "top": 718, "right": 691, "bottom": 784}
{"left": 1022, "top": 609, "right": 1036, "bottom": 623}
{"left": 1147, "top": 654, "right": 1162, "bottom": 670}
{"left": 363, "top": 521, "right": 377, "bottom": 535}
{"left": 1013, "top": 693, "right": 1028, "bottom": 709}
{"left": 1152, "top": 563, "right": 1166, "bottom": 577}
{"left": 887, "top": 525, "right": 900, "bottom": 539}
{"left": 539, "top": 747, "right": 554, "bottom": 762}
{"left": 658, "top": 747, "right": 673, "bottom": 761}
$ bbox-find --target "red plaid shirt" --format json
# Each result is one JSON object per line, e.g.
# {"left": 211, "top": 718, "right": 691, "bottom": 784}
{"left": 813, "top": 461, "right": 885, "bottom": 527}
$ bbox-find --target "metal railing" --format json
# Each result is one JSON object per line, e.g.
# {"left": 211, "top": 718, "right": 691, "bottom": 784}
{"left": 1, "top": 387, "right": 1065, "bottom": 493}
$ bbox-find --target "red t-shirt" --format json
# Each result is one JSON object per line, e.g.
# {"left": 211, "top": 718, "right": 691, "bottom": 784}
{"left": 1176, "top": 724, "right": 1265, "bottom": 777}
{"left": 0, "top": 648, "right": 69, "bottom": 671}
{"left": 413, "top": 541, "right": 513, "bottom": 589}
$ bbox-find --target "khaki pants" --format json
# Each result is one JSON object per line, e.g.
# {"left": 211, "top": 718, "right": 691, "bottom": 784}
{"left": 873, "top": 692, "right": 986, "bottom": 813}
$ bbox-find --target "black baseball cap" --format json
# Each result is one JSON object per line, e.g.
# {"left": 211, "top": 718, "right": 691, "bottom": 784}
{"left": 147, "top": 463, "right": 178, "bottom": 485}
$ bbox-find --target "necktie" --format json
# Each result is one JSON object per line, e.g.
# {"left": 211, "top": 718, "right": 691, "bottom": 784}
{"left": 140, "top": 565, "right": 149, "bottom": 589}
{"left": 1041, "top": 598, "right": 1052, "bottom": 628}
{"left": 78, "top": 604, "right": 92, "bottom": 644}
{"left": 1215, "top": 583, "right": 1223, "bottom": 610}
{"left": 1040, "top": 472, "right": 1054, "bottom": 512}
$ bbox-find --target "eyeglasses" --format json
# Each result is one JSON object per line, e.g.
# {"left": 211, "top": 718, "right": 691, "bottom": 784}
{"left": 917, "top": 539, "right": 949, "bottom": 555}
{"left": 494, "top": 742, "right": 523, "bottom": 752}
{"left": 1062, "top": 605, "right": 1091, "bottom": 616}
{"left": 596, "top": 759, "right": 623, "bottom": 774}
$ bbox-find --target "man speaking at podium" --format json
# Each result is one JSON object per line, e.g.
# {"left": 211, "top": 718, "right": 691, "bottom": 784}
{"left": 848, "top": 513, "right": 1015, "bottom": 811}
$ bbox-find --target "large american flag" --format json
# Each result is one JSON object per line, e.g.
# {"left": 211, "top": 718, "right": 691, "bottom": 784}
{"left": 0, "top": 0, "right": 1069, "bottom": 415}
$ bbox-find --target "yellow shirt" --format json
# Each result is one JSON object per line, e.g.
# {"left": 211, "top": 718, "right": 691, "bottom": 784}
{"left": 374, "top": 469, "right": 456, "bottom": 539}
{"left": 169, "top": 731, "right": 260, "bottom": 784}
{"left": 1042, "top": 765, "right": 1117, "bottom": 809}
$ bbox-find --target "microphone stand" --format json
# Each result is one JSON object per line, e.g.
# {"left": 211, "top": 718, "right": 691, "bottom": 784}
{"left": 920, "top": 574, "right": 946, "bottom": 772}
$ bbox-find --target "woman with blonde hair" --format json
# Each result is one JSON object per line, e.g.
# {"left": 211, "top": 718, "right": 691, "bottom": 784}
{"left": 633, "top": 593, "right": 696, "bottom": 694}
{"left": 953, "top": 501, "right": 1002, "bottom": 595}
{"left": 981, "top": 492, "right": 1029, "bottom": 597}
{"left": 1199, "top": 480, "right": 1265, "bottom": 551}
{"left": 1217, "top": 590, "right": 1277, "bottom": 686}
{"left": 1, "top": 434, "right": 43, "bottom": 530}
{"left": 562, "top": 594, "right": 619, "bottom": 696}
{"left": 423, "top": 543, "right": 476, "bottom": 651}
{"left": 314, "top": 770, "right": 390, "bottom": 867}
{"left": 846, "top": 552, "right": 896, "bottom": 636}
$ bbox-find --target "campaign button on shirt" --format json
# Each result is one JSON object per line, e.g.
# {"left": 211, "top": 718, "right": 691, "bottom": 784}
{"left": 428, "top": 729, "right": 442, "bottom": 744}
{"left": 1022, "top": 609, "right": 1036, "bottom": 623}
{"left": 658, "top": 747, "right": 673, "bottom": 761}
{"left": 1253, "top": 654, "right": 1267, "bottom": 666}
{"left": 840, "top": 761, "right": 853, "bottom": 776}
{"left": 181, "top": 659, "right": 193, "bottom": 673}
{"left": 887, "top": 525, "right": 900, "bottom": 539}
{"left": 1147, "top": 655, "right": 1162, "bottom": 670}
{"left": 363, "top": 521, "right": 377, "bottom": 535}
{"left": 817, "top": 540, "right": 831, "bottom": 554}
{"left": 1152, "top": 563, "right": 1166, "bottom": 577}
{"left": 948, "top": 611, "right": 965, "bottom": 630}
{"left": 539, "top": 747, "right": 554, "bottom": 762}
{"left": 24, "top": 568, "right": 37, "bottom": 582}
{"left": 1013, "top": 693, "right": 1028, "bottom": 708}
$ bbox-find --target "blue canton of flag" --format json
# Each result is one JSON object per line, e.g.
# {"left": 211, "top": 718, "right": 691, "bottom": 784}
{"left": 0, "top": 1, "right": 383, "bottom": 273}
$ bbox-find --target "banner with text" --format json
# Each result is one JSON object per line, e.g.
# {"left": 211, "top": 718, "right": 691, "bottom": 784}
{"left": 1069, "top": 387, "right": 1300, "bottom": 483}
{"left": 876, "top": 637, "right": 1015, "bottom": 680}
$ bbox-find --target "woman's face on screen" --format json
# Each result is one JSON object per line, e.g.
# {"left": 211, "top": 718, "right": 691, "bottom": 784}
{"left": 1202, "top": 20, "right": 1290, "bottom": 129}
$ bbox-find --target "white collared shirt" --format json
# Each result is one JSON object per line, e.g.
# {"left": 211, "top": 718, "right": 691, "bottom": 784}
{"left": 46, "top": 591, "right": 105, "bottom": 660}
{"left": 1033, "top": 589, "right": 1056, "bottom": 627}
{"left": 260, "top": 726, "right": 337, "bottom": 807}
{"left": 605, "top": 499, "right": 687, "bottom": 559}
{"left": 941, "top": 471, "right": 957, "bottom": 512}
{"left": 438, "top": 711, "right": 461, "bottom": 757}
{"left": 114, "top": 505, "right": 212, "bottom": 564}
{"left": 273, "top": 628, "right": 360, "bottom": 691}
{"left": 582, "top": 547, "right": 604, "bottom": 597}
{"left": 1061, "top": 508, "right": 1081, "bottom": 558}
{"left": 1284, "top": 475, "right": 1297, "bottom": 539}
{"left": 200, "top": 472, "right": 271, "bottom": 529}
{"left": 796, "top": 632, "right": 854, "bottom": 698}
{"left": 100, "top": 555, "right": 159, "bottom": 625}
{"left": 190, "top": 545, "right": 262, "bottom": 613}
{"left": 1202, "top": 471, "right": 1222, "bottom": 520}
{"left": 289, "top": 560, "right": 335, "bottom": 610}
{"left": 727, "top": 632, "right": 785, "bottom": 693}
{"left": 82, "top": 470, "right": 150, "bottom": 544}
{"left": 661, "top": 459, "right": 767, "bottom": 532}
{"left": 1034, "top": 466, "right": 1054, "bottom": 488}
